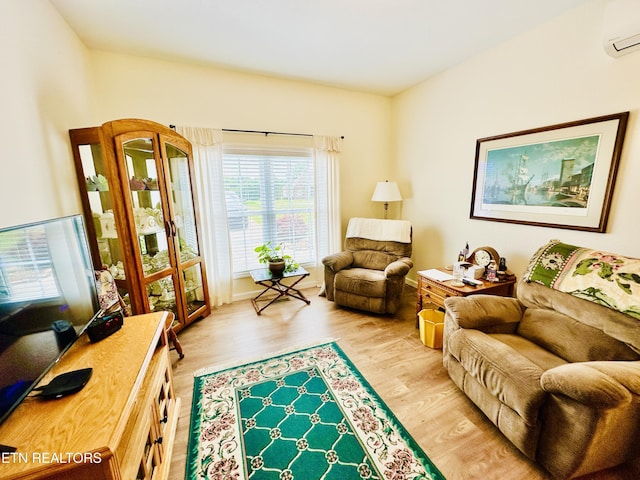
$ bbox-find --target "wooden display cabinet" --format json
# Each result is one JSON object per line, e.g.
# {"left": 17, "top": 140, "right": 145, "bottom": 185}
{"left": 68, "top": 119, "right": 210, "bottom": 333}
{"left": 0, "top": 312, "right": 180, "bottom": 480}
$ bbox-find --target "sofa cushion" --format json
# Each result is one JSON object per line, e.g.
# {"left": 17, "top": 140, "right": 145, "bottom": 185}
{"left": 446, "top": 358, "right": 540, "bottom": 458}
{"left": 496, "top": 334, "right": 568, "bottom": 372}
{"left": 335, "top": 268, "right": 386, "bottom": 297}
{"left": 448, "top": 329, "right": 566, "bottom": 425}
{"left": 517, "top": 308, "right": 640, "bottom": 363}
{"left": 518, "top": 280, "right": 640, "bottom": 356}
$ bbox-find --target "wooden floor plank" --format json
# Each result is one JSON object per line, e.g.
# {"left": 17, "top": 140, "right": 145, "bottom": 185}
{"left": 168, "top": 286, "right": 638, "bottom": 480}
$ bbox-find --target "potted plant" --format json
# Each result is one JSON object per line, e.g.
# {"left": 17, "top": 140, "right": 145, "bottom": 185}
{"left": 254, "top": 241, "right": 298, "bottom": 276}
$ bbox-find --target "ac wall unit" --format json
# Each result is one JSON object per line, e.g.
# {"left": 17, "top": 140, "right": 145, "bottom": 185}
{"left": 603, "top": 0, "right": 640, "bottom": 57}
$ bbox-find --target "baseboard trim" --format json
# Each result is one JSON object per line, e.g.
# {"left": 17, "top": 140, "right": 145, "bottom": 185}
{"left": 232, "top": 277, "right": 416, "bottom": 303}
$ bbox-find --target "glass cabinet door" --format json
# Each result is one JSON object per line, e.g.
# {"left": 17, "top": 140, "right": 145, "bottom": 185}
{"left": 119, "top": 135, "right": 179, "bottom": 316}
{"left": 121, "top": 137, "right": 171, "bottom": 270}
{"left": 164, "top": 142, "right": 200, "bottom": 262}
{"left": 71, "top": 132, "right": 132, "bottom": 313}
{"left": 164, "top": 140, "right": 208, "bottom": 318}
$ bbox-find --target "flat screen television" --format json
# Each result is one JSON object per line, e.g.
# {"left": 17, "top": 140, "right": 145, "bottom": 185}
{"left": 0, "top": 215, "right": 99, "bottom": 425}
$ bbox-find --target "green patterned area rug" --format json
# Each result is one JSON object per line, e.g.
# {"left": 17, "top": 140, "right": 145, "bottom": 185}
{"left": 186, "top": 341, "right": 445, "bottom": 480}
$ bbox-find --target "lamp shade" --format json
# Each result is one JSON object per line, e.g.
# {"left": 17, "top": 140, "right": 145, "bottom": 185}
{"left": 371, "top": 180, "right": 402, "bottom": 202}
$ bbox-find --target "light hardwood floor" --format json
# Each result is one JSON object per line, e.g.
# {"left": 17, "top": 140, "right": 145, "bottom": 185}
{"left": 168, "top": 286, "right": 638, "bottom": 480}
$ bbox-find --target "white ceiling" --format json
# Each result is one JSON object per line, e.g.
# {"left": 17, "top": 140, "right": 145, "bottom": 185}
{"left": 50, "top": 0, "right": 591, "bottom": 96}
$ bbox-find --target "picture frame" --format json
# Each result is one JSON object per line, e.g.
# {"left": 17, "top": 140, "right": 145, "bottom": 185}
{"left": 470, "top": 112, "right": 629, "bottom": 233}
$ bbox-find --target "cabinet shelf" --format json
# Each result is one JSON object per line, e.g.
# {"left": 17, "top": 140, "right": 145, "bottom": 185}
{"left": 137, "top": 226, "right": 165, "bottom": 236}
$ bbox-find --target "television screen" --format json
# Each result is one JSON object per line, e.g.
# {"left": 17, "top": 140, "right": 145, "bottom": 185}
{"left": 0, "top": 215, "right": 99, "bottom": 425}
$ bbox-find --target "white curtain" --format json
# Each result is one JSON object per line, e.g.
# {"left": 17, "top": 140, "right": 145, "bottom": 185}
{"left": 314, "top": 135, "right": 343, "bottom": 273}
{"left": 176, "top": 126, "right": 233, "bottom": 306}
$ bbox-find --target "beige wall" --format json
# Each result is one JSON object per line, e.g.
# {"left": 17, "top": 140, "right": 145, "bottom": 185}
{"left": 87, "top": 51, "right": 393, "bottom": 228}
{"left": 0, "top": 0, "right": 93, "bottom": 228}
{"left": 86, "top": 52, "right": 393, "bottom": 294}
{"left": 393, "top": 0, "right": 640, "bottom": 281}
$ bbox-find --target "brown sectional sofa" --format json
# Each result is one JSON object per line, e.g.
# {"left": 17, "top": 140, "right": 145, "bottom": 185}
{"left": 443, "top": 242, "right": 640, "bottom": 478}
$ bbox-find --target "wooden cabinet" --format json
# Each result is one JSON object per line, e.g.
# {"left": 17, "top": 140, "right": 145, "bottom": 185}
{"left": 416, "top": 268, "right": 516, "bottom": 316}
{"left": 69, "top": 119, "right": 210, "bottom": 332}
{"left": 0, "top": 312, "right": 180, "bottom": 480}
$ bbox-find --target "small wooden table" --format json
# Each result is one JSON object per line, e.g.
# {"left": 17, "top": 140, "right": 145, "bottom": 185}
{"left": 250, "top": 267, "right": 311, "bottom": 315}
{"left": 416, "top": 267, "right": 516, "bottom": 323}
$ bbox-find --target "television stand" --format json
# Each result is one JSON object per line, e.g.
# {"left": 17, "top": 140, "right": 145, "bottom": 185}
{"left": 0, "top": 312, "right": 180, "bottom": 480}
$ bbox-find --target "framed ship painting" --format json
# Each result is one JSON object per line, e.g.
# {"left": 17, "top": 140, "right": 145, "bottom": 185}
{"left": 470, "top": 112, "right": 628, "bottom": 232}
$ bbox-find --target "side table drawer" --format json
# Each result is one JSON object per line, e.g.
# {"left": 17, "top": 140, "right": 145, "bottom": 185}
{"left": 420, "top": 281, "right": 459, "bottom": 308}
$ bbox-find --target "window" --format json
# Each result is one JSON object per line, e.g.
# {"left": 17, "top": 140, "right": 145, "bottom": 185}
{"left": 0, "top": 228, "right": 59, "bottom": 302}
{"left": 223, "top": 142, "right": 315, "bottom": 274}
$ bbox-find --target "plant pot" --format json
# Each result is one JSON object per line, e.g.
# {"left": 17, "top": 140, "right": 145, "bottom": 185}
{"left": 268, "top": 260, "right": 286, "bottom": 277}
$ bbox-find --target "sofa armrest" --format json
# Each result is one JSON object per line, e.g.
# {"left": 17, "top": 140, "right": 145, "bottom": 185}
{"left": 322, "top": 251, "right": 353, "bottom": 272}
{"left": 444, "top": 295, "right": 524, "bottom": 331}
{"left": 541, "top": 361, "right": 640, "bottom": 408}
{"left": 385, "top": 257, "right": 413, "bottom": 277}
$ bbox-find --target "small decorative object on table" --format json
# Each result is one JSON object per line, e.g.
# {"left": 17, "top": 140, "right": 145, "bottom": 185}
{"left": 468, "top": 246, "right": 499, "bottom": 270}
{"left": 499, "top": 256, "right": 507, "bottom": 272}
{"left": 451, "top": 262, "right": 466, "bottom": 287}
{"left": 458, "top": 241, "right": 469, "bottom": 262}
{"left": 486, "top": 260, "right": 498, "bottom": 281}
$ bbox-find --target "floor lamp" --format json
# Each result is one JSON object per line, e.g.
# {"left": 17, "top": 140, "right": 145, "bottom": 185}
{"left": 371, "top": 180, "right": 402, "bottom": 219}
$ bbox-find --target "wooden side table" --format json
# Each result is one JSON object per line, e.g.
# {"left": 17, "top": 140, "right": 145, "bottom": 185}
{"left": 416, "top": 268, "right": 516, "bottom": 322}
{"left": 250, "top": 267, "right": 311, "bottom": 315}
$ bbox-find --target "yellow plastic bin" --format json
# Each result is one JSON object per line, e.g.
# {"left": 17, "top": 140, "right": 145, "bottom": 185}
{"left": 418, "top": 309, "right": 445, "bottom": 349}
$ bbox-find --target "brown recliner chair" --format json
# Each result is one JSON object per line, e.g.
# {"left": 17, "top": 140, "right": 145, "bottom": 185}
{"left": 322, "top": 218, "right": 413, "bottom": 314}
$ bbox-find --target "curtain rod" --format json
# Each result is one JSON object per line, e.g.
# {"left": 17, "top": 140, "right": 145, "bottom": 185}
{"left": 170, "top": 125, "right": 343, "bottom": 139}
